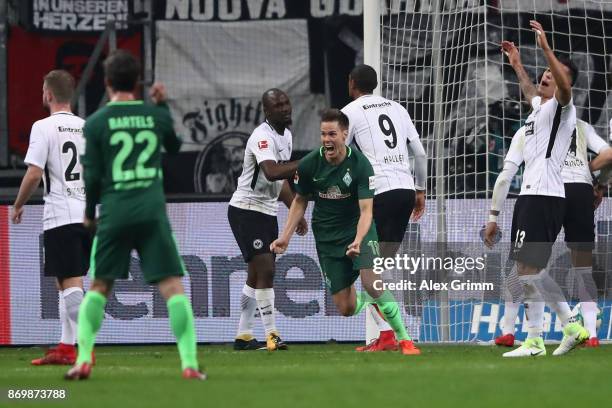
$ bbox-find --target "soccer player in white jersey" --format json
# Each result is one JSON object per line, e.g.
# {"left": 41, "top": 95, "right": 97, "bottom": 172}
{"left": 228, "top": 89, "right": 307, "bottom": 351}
{"left": 483, "top": 21, "right": 589, "bottom": 357}
{"left": 12, "top": 70, "right": 91, "bottom": 365}
{"left": 341, "top": 64, "right": 427, "bottom": 351}
{"left": 494, "top": 120, "right": 612, "bottom": 349}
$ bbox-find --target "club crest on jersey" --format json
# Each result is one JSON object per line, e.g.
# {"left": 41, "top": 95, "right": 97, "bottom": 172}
{"left": 319, "top": 185, "right": 350, "bottom": 200}
{"left": 258, "top": 140, "right": 268, "bottom": 150}
{"left": 342, "top": 171, "right": 352, "bottom": 186}
{"left": 252, "top": 239, "right": 263, "bottom": 249}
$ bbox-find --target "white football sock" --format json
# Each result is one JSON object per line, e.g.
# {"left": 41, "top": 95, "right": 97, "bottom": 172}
{"left": 237, "top": 284, "right": 257, "bottom": 339}
{"left": 58, "top": 292, "right": 73, "bottom": 345}
{"left": 255, "top": 288, "right": 277, "bottom": 336}
{"left": 520, "top": 275, "right": 544, "bottom": 339}
{"left": 574, "top": 267, "right": 598, "bottom": 337}
{"left": 531, "top": 269, "right": 574, "bottom": 325}
{"left": 501, "top": 302, "right": 520, "bottom": 335}
{"left": 368, "top": 304, "right": 392, "bottom": 332}
{"left": 62, "top": 287, "right": 83, "bottom": 345}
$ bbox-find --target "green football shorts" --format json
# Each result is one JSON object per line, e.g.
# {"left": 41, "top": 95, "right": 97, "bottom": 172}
{"left": 90, "top": 217, "right": 185, "bottom": 284}
{"left": 316, "top": 227, "right": 379, "bottom": 294}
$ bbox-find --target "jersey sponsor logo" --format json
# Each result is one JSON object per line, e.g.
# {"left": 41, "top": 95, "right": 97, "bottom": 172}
{"left": 362, "top": 101, "right": 392, "bottom": 110}
{"left": 258, "top": 140, "right": 269, "bottom": 149}
{"left": 369, "top": 176, "right": 375, "bottom": 190}
{"left": 319, "top": 185, "right": 350, "bottom": 200}
{"left": 57, "top": 126, "right": 82, "bottom": 133}
{"left": 342, "top": 172, "right": 352, "bottom": 187}
{"left": 252, "top": 239, "right": 263, "bottom": 249}
{"left": 525, "top": 121, "right": 534, "bottom": 136}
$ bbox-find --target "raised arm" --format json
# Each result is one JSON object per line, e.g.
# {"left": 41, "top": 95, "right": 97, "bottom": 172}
{"left": 501, "top": 40, "right": 538, "bottom": 103}
{"left": 530, "top": 20, "right": 571, "bottom": 106}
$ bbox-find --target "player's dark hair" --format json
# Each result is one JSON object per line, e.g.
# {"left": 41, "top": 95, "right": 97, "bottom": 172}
{"left": 320, "top": 108, "right": 349, "bottom": 130}
{"left": 349, "top": 64, "right": 378, "bottom": 93}
{"left": 103, "top": 49, "right": 141, "bottom": 92}
{"left": 557, "top": 55, "right": 579, "bottom": 86}
{"left": 43, "top": 70, "right": 75, "bottom": 103}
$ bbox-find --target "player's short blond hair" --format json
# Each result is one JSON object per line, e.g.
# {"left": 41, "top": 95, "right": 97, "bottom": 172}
{"left": 43, "top": 70, "right": 75, "bottom": 104}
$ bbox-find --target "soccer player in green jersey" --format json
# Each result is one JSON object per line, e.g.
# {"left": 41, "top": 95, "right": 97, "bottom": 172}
{"left": 64, "top": 50, "right": 205, "bottom": 380}
{"left": 270, "top": 109, "right": 420, "bottom": 355}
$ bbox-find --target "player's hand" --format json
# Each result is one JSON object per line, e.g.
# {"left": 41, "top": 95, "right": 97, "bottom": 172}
{"left": 83, "top": 216, "right": 97, "bottom": 232}
{"left": 346, "top": 241, "right": 360, "bottom": 258}
{"left": 594, "top": 185, "right": 605, "bottom": 210}
{"left": 11, "top": 205, "right": 23, "bottom": 224}
{"left": 270, "top": 237, "right": 289, "bottom": 254}
{"left": 530, "top": 20, "right": 550, "bottom": 51}
{"left": 149, "top": 82, "right": 167, "bottom": 105}
{"left": 500, "top": 41, "right": 521, "bottom": 66}
{"left": 296, "top": 217, "right": 308, "bottom": 236}
{"left": 411, "top": 190, "right": 425, "bottom": 221}
{"left": 483, "top": 222, "right": 499, "bottom": 249}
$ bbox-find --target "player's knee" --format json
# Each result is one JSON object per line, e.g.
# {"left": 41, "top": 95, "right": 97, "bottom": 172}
{"left": 158, "top": 276, "right": 185, "bottom": 300}
{"left": 90, "top": 279, "right": 113, "bottom": 297}
{"left": 338, "top": 303, "right": 355, "bottom": 317}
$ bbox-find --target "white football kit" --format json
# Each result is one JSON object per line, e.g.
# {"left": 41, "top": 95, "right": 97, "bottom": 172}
{"left": 229, "top": 121, "right": 293, "bottom": 216}
{"left": 24, "top": 111, "right": 86, "bottom": 230}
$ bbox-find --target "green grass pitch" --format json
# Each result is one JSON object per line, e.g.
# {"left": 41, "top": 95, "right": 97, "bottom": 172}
{"left": 1, "top": 344, "right": 610, "bottom": 407}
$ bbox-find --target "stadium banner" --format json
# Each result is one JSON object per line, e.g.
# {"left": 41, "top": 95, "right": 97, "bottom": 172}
{"left": 154, "top": 0, "right": 612, "bottom": 21}
{"left": 7, "top": 26, "right": 141, "bottom": 158}
{"left": 3, "top": 198, "right": 612, "bottom": 345}
{"left": 155, "top": 19, "right": 327, "bottom": 193}
{"left": 23, "top": 0, "right": 131, "bottom": 32}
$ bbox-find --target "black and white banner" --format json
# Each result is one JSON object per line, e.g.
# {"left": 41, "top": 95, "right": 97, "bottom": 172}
{"left": 26, "top": 0, "right": 131, "bottom": 32}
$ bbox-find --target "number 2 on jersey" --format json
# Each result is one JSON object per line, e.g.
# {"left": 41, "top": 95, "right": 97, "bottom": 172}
{"left": 110, "top": 130, "right": 158, "bottom": 183}
{"left": 62, "top": 141, "right": 80, "bottom": 181}
{"left": 378, "top": 114, "right": 397, "bottom": 149}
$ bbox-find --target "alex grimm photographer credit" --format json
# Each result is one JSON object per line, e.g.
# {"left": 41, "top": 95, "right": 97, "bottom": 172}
{"left": 1, "top": 1, "right": 611, "bottom": 407}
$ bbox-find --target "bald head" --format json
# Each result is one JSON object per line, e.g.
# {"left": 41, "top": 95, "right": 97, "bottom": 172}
{"left": 262, "top": 88, "right": 292, "bottom": 132}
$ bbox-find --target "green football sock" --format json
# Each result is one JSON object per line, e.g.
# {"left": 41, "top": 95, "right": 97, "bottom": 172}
{"left": 76, "top": 291, "right": 107, "bottom": 365}
{"left": 375, "top": 291, "right": 411, "bottom": 341}
{"left": 353, "top": 291, "right": 374, "bottom": 316}
{"left": 167, "top": 294, "right": 198, "bottom": 370}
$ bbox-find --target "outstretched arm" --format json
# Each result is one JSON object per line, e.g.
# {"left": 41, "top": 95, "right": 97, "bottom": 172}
{"left": 501, "top": 40, "right": 538, "bottom": 103}
{"left": 530, "top": 20, "right": 572, "bottom": 106}
{"left": 259, "top": 160, "right": 299, "bottom": 181}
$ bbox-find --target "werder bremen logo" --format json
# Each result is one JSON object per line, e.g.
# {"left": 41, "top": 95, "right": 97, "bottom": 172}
{"left": 343, "top": 171, "right": 352, "bottom": 186}
{"left": 319, "top": 185, "right": 350, "bottom": 200}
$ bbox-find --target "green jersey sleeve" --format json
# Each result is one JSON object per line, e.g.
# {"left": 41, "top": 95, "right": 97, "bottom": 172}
{"left": 356, "top": 153, "right": 375, "bottom": 200}
{"left": 157, "top": 103, "right": 182, "bottom": 154}
{"left": 82, "top": 116, "right": 104, "bottom": 219}
{"left": 294, "top": 155, "right": 314, "bottom": 196}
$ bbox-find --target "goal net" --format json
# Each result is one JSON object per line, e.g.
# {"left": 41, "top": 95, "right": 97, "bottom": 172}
{"left": 373, "top": 0, "right": 612, "bottom": 343}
